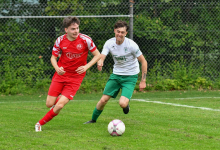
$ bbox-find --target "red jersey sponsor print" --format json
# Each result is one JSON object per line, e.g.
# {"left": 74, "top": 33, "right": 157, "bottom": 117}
{"left": 52, "top": 33, "right": 97, "bottom": 82}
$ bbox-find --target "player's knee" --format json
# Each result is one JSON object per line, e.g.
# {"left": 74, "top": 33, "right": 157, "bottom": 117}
{"left": 119, "top": 101, "right": 127, "bottom": 108}
{"left": 46, "top": 97, "right": 55, "bottom": 108}
{"left": 100, "top": 98, "right": 109, "bottom": 105}
{"left": 46, "top": 101, "right": 53, "bottom": 108}
{"left": 55, "top": 103, "right": 64, "bottom": 110}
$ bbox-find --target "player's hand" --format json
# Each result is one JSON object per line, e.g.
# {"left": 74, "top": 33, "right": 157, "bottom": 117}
{"left": 97, "top": 60, "right": 103, "bottom": 71}
{"left": 97, "top": 65, "right": 102, "bottom": 71}
{"left": 57, "top": 66, "right": 66, "bottom": 75}
{"left": 76, "top": 66, "right": 88, "bottom": 74}
{"left": 139, "top": 81, "right": 146, "bottom": 91}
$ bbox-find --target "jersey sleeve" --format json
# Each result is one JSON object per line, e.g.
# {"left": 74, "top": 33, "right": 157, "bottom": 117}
{"left": 52, "top": 37, "right": 62, "bottom": 57}
{"left": 101, "top": 41, "right": 110, "bottom": 56}
{"left": 86, "top": 38, "right": 97, "bottom": 52}
{"left": 131, "top": 41, "right": 142, "bottom": 58}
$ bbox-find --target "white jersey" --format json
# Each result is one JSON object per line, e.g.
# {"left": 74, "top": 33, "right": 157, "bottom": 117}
{"left": 101, "top": 37, "right": 142, "bottom": 75}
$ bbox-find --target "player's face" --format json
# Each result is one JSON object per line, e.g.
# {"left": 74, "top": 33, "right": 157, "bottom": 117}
{"left": 114, "top": 27, "right": 127, "bottom": 45}
{"left": 65, "top": 23, "right": 79, "bottom": 41}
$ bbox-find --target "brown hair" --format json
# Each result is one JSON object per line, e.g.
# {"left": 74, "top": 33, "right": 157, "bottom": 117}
{"left": 114, "top": 20, "right": 129, "bottom": 31}
{"left": 63, "top": 16, "right": 80, "bottom": 28}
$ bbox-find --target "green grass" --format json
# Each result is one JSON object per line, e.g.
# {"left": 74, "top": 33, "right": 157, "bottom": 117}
{"left": 1, "top": 90, "right": 220, "bottom": 150}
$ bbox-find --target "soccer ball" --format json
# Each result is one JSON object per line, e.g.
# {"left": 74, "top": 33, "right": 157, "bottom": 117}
{"left": 108, "top": 119, "right": 125, "bottom": 136}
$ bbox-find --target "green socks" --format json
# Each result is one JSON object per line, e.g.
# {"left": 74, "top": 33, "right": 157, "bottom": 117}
{"left": 92, "top": 107, "right": 103, "bottom": 121}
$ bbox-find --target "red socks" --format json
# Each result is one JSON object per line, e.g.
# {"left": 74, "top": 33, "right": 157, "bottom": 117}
{"left": 39, "top": 108, "right": 58, "bottom": 125}
{"left": 38, "top": 96, "right": 61, "bottom": 126}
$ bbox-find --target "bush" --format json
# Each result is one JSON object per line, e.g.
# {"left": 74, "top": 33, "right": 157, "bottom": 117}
{"left": 1, "top": 57, "right": 219, "bottom": 95}
{"left": 0, "top": 55, "right": 51, "bottom": 95}
{"left": 145, "top": 57, "right": 218, "bottom": 91}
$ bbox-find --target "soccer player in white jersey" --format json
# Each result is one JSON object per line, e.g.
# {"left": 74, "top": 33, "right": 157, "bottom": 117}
{"left": 84, "top": 20, "right": 147, "bottom": 124}
{"left": 35, "top": 16, "right": 101, "bottom": 131}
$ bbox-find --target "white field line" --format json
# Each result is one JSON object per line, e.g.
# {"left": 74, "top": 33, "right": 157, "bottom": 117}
{"left": 174, "top": 97, "right": 220, "bottom": 100}
{"left": 146, "top": 97, "right": 220, "bottom": 100}
{"left": 132, "top": 99, "right": 220, "bottom": 112}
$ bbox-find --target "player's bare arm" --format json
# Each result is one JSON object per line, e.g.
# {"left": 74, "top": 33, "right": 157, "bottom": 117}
{"left": 97, "top": 54, "right": 107, "bottom": 71}
{"left": 137, "top": 55, "right": 148, "bottom": 91}
{"left": 51, "top": 55, "right": 66, "bottom": 75}
{"left": 76, "top": 49, "right": 101, "bottom": 74}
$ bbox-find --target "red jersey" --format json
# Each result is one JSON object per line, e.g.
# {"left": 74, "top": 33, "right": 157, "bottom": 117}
{"left": 52, "top": 33, "right": 97, "bottom": 82}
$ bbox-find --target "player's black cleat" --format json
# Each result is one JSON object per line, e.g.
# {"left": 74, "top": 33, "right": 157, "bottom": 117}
{"left": 123, "top": 104, "right": 130, "bottom": 114}
{"left": 83, "top": 119, "right": 96, "bottom": 124}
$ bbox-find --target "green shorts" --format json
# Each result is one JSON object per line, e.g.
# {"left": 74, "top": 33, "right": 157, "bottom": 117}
{"left": 103, "top": 74, "right": 138, "bottom": 100}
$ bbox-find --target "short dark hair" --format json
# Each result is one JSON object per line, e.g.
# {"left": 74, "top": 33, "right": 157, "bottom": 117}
{"left": 114, "top": 20, "right": 129, "bottom": 31}
{"left": 63, "top": 16, "right": 80, "bottom": 28}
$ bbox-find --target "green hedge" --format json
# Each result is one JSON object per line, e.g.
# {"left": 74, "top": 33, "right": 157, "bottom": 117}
{"left": 1, "top": 57, "right": 219, "bottom": 95}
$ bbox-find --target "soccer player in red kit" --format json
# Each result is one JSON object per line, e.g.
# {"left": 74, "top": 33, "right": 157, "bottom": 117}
{"left": 35, "top": 16, "right": 101, "bottom": 132}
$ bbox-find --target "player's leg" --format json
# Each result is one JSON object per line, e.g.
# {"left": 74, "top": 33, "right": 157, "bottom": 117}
{"left": 46, "top": 95, "right": 58, "bottom": 108}
{"left": 96, "top": 95, "right": 111, "bottom": 110}
{"left": 41, "top": 96, "right": 69, "bottom": 123}
{"left": 53, "top": 95, "right": 70, "bottom": 114}
{"left": 94, "top": 95, "right": 111, "bottom": 121}
{"left": 35, "top": 95, "right": 69, "bottom": 132}
{"left": 46, "top": 95, "right": 61, "bottom": 110}
{"left": 84, "top": 95, "right": 111, "bottom": 124}
{"left": 84, "top": 74, "right": 121, "bottom": 124}
{"left": 119, "top": 96, "right": 130, "bottom": 114}
{"left": 54, "top": 95, "right": 61, "bottom": 105}
{"left": 45, "top": 81, "right": 64, "bottom": 108}
{"left": 120, "top": 74, "right": 138, "bottom": 114}
{"left": 35, "top": 81, "right": 63, "bottom": 132}
{"left": 35, "top": 81, "right": 77, "bottom": 132}
{"left": 35, "top": 94, "right": 58, "bottom": 132}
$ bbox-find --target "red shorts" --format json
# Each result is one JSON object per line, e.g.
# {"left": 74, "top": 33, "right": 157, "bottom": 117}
{"left": 48, "top": 79, "right": 83, "bottom": 100}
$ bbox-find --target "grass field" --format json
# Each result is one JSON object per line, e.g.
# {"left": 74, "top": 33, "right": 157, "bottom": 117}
{"left": 1, "top": 90, "right": 220, "bottom": 150}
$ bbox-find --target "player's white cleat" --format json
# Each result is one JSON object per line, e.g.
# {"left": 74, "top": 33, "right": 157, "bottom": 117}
{"left": 35, "top": 122, "right": 42, "bottom": 132}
